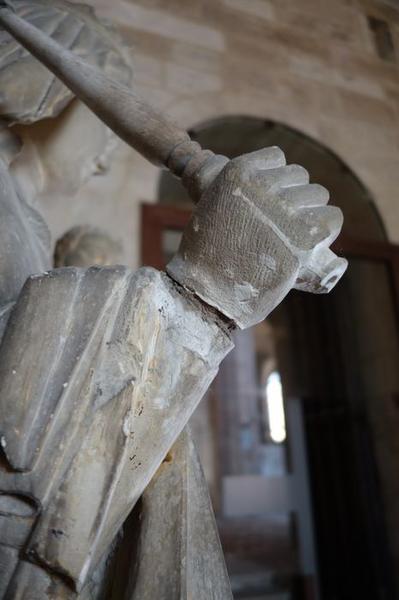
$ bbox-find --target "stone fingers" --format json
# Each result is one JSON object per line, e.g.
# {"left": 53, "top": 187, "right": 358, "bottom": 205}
{"left": 232, "top": 146, "right": 286, "bottom": 173}
{"left": 278, "top": 183, "right": 330, "bottom": 208}
{"left": 249, "top": 166, "right": 342, "bottom": 250}
{"left": 253, "top": 164, "right": 310, "bottom": 192}
{"left": 298, "top": 205, "right": 344, "bottom": 246}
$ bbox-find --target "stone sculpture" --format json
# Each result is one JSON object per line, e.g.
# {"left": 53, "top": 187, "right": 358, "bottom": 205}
{"left": 52, "top": 227, "right": 231, "bottom": 600}
{"left": 0, "top": 1, "right": 347, "bottom": 598}
{"left": 0, "top": 0, "right": 131, "bottom": 124}
{"left": 54, "top": 226, "right": 123, "bottom": 268}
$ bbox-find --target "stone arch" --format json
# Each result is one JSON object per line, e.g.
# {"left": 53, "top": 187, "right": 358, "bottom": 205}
{"left": 158, "top": 114, "right": 385, "bottom": 241}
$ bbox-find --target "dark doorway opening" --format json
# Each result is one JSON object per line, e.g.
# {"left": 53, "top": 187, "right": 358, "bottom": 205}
{"left": 144, "top": 116, "right": 398, "bottom": 600}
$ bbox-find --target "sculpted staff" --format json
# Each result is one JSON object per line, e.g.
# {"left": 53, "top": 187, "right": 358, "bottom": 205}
{"left": 0, "top": 2, "right": 347, "bottom": 598}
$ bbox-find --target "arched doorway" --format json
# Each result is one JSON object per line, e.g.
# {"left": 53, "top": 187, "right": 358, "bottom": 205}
{"left": 158, "top": 116, "right": 386, "bottom": 242}
{"left": 143, "top": 117, "right": 399, "bottom": 599}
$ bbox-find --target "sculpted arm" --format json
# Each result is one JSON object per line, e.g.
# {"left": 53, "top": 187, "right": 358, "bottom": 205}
{"left": 0, "top": 264, "right": 234, "bottom": 597}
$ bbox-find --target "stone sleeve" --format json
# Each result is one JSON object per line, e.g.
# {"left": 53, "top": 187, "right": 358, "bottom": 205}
{"left": 0, "top": 266, "right": 234, "bottom": 596}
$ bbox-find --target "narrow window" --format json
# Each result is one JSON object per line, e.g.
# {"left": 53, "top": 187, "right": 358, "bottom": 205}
{"left": 367, "top": 16, "right": 396, "bottom": 62}
{"left": 265, "top": 371, "right": 286, "bottom": 443}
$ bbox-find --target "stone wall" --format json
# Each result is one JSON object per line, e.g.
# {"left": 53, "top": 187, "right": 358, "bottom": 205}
{"left": 15, "top": 0, "right": 399, "bottom": 266}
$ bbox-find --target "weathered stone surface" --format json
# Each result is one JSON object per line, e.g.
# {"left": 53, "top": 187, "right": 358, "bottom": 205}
{"left": 0, "top": 0, "right": 132, "bottom": 124}
{"left": 168, "top": 146, "right": 347, "bottom": 328}
{"left": 0, "top": 120, "right": 21, "bottom": 165}
{"left": 123, "top": 429, "right": 233, "bottom": 600}
{"left": 50, "top": 219, "right": 232, "bottom": 600}
{"left": 0, "top": 154, "right": 50, "bottom": 307}
{"left": 54, "top": 225, "right": 123, "bottom": 267}
{"left": 0, "top": 546, "right": 19, "bottom": 598}
{"left": 0, "top": 266, "right": 233, "bottom": 594}
{"left": 87, "top": 0, "right": 225, "bottom": 52}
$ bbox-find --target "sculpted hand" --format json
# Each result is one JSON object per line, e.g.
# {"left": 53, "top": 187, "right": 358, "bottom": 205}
{"left": 167, "top": 146, "right": 347, "bottom": 329}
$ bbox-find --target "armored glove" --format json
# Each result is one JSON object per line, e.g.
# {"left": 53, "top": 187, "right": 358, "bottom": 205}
{"left": 167, "top": 146, "right": 347, "bottom": 329}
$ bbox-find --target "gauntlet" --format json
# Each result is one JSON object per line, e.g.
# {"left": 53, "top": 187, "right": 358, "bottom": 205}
{"left": 168, "top": 146, "right": 347, "bottom": 328}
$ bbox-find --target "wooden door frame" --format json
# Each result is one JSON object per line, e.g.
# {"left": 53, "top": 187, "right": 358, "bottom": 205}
{"left": 141, "top": 204, "right": 191, "bottom": 271}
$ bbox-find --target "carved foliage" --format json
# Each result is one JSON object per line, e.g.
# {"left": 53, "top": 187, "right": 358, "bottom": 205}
{"left": 0, "top": 0, "right": 132, "bottom": 123}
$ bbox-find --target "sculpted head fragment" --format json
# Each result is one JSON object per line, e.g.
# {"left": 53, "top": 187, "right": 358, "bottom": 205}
{"left": 54, "top": 226, "right": 123, "bottom": 268}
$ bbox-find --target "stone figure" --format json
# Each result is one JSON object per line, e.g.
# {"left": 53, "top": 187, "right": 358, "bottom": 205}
{"left": 0, "top": 2, "right": 347, "bottom": 598}
{"left": 52, "top": 227, "right": 231, "bottom": 600}
{"left": 54, "top": 226, "right": 123, "bottom": 268}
